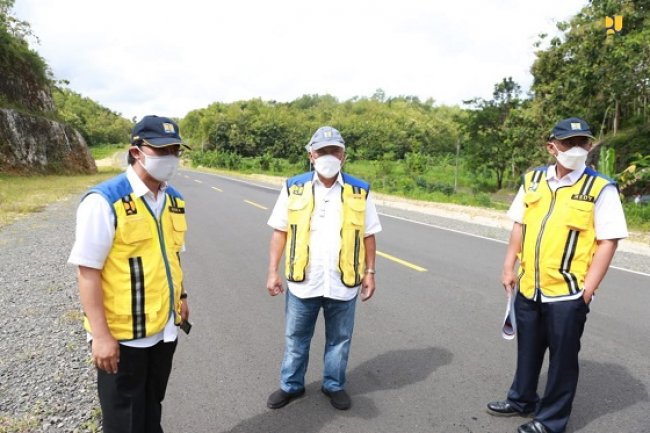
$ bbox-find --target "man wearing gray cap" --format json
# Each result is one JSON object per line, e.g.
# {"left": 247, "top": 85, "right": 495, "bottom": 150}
{"left": 68, "top": 115, "right": 192, "bottom": 433}
{"left": 486, "top": 117, "right": 627, "bottom": 433}
{"left": 265, "top": 126, "right": 382, "bottom": 410}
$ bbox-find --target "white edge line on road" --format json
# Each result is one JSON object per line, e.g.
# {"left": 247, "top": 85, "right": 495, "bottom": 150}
{"left": 609, "top": 266, "right": 650, "bottom": 277}
{"left": 379, "top": 212, "right": 508, "bottom": 245}
{"left": 379, "top": 212, "right": 650, "bottom": 278}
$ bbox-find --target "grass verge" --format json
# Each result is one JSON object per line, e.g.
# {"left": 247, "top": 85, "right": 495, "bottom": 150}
{"left": 0, "top": 167, "right": 121, "bottom": 228}
{"left": 88, "top": 143, "right": 129, "bottom": 160}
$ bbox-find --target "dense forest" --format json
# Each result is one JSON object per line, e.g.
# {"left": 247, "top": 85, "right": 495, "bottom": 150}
{"left": 1, "top": 0, "right": 649, "bottom": 202}
{"left": 180, "top": 0, "right": 650, "bottom": 198}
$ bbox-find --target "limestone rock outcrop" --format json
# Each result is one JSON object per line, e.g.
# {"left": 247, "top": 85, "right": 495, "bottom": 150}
{"left": 0, "top": 108, "right": 95, "bottom": 173}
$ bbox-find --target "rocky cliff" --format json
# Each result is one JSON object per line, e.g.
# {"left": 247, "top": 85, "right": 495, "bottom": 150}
{"left": 0, "top": 26, "right": 96, "bottom": 174}
{"left": 0, "top": 108, "right": 95, "bottom": 173}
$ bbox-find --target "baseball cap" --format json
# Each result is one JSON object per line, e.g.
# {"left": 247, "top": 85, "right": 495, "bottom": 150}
{"left": 307, "top": 126, "right": 345, "bottom": 151}
{"left": 131, "top": 115, "right": 190, "bottom": 148}
{"left": 549, "top": 117, "right": 595, "bottom": 140}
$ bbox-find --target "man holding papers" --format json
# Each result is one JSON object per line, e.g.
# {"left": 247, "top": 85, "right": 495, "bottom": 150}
{"left": 486, "top": 118, "right": 627, "bottom": 433}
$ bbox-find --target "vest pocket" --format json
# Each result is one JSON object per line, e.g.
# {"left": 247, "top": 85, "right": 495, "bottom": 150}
{"left": 522, "top": 192, "right": 542, "bottom": 224}
{"left": 112, "top": 256, "right": 166, "bottom": 338}
{"left": 119, "top": 217, "right": 153, "bottom": 244}
{"left": 565, "top": 201, "right": 594, "bottom": 231}
{"left": 170, "top": 213, "right": 187, "bottom": 246}
{"left": 288, "top": 195, "right": 311, "bottom": 213}
{"left": 345, "top": 198, "right": 366, "bottom": 227}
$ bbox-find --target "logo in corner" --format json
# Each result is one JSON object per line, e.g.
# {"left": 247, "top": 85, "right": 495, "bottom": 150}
{"left": 605, "top": 15, "right": 623, "bottom": 36}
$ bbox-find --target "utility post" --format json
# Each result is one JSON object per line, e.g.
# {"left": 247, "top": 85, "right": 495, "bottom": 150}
{"left": 454, "top": 140, "right": 460, "bottom": 193}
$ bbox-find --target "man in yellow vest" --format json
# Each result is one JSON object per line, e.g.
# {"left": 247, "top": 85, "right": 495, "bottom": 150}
{"left": 486, "top": 118, "right": 628, "bottom": 433}
{"left": 266, "top": 126, "right": 382, "bottom": 410}
{"left": 68, "top": 115, "right": 191, "bottom": 433}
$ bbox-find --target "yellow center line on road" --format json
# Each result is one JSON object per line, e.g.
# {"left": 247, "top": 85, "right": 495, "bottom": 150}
{"left": 376, "top": 251, "right": 427, "bottom": 272}
{"left": 211, "top": 186, "right": 223, "bottom": 192}
{"left": 244, "top": 199, "right": 268, "bottom": 210}
{"left": 194, "top": 179, "right": 203, "bottom": 184}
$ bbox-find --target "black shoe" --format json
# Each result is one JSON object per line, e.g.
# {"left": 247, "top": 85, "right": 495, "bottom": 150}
{"left": 518, "top": 420, "right": 550, "bottom": 433}
{"left": 266, "top": 388, "right": 305, "bottom": 409}
{"left": 321, "top": 388, "right": 351, "bottom": 410}
{"left": 486, "top": 400, "right": 533, "bottom": 417}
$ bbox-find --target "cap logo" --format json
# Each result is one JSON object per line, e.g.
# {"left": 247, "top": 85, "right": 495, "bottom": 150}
{"left": 571, "top": 122, "right": 582, "bottom": 130}
{"left": 162, "top": 123, "right": 175, "bottom": 134}
{"left": 323, "top": 130, "right": 332, "bottom": 138}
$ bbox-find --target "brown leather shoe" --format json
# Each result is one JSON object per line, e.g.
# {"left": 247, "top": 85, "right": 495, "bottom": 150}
{"left": 322, "top": 388, "right": 351, "bottom": 410}
{"left": 266, "top": 388, "right": 305, "bottom": 409}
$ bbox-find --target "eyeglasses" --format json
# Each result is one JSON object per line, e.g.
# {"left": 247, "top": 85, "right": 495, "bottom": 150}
{"left": 140, "top": 145, "right": 184, "bottom": 158}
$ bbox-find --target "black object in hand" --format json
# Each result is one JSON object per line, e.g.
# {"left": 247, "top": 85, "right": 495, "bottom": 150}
{"left": 180, "top": 321, "right": 192, "bottom": 335}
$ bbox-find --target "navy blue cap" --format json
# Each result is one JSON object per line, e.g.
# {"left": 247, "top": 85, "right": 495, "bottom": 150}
{"left": 307, "top": 126, "right": 345, "bottom": 151}
{"left": 549, "top": 117, "right": 595, "bottom": 140}
{"left": 131, "top": 115, "right": 189, "bottom": 148}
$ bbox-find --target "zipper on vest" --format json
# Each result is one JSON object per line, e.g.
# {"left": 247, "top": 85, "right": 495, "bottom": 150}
{"left": 143, "top": 196, "right": 176, "bottom": 320}
{"left": 288, "top": 224, "right": 297, "bottom": 281}
{"left": 534, "top": 191, "right": 556, "bottom": 301}
{"left": 353, "top": 229, "right": 360, "bottom": 286}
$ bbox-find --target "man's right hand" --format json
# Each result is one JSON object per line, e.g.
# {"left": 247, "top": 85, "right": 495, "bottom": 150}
{"left": 92, "top": 335, "right": 120, "bottom": 374}
{"left": 267, "top": 271, "right": 284, "bottom": 296}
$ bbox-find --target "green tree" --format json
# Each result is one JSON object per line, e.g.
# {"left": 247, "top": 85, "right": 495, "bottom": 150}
{"left": 0, "top": 0, "right": 51, "bottom": 110}
{"left": 531, "top": 0, "right": 650, "bottom": 134}
{"left": 462, "top": 78, "right": 523, "bottom": 189}
{"left": 52, "top": 87, "right": 131, "bottom": 146}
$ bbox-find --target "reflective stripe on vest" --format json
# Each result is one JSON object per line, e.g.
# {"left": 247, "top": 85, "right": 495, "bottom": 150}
{"left": 82, "top": 174, "right": 187, "bottom": 341}
{"left": 285, "top": 172, "right": 369, "bottom": 288}
{"left": 518, "top": 166, "right": 614, "bottom": 301}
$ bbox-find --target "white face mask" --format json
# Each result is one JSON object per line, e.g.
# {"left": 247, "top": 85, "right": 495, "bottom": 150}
{"left": 137, "top": 149, "right": 179, "bottom": 182}
{"left": 552, "top": 144, "right": 589, "bottom": 171}
{"left": 313, "top": 154, "right": 342, "bottom": 179}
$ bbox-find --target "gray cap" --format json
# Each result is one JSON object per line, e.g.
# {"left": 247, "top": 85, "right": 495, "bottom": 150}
{"left": 306, "top": 126, "right": 345, "bottom": 151}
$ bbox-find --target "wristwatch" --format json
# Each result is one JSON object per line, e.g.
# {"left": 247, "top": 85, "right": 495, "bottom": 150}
{"left": 365, "top": 268, "right": 376, "bottom": 275}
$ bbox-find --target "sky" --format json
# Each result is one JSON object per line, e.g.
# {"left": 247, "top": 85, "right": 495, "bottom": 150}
{"left": 13, "top": 0, "right": 588, "bottom": 120}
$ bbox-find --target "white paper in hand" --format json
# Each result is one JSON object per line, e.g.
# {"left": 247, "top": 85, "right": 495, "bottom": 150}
{"left": 501, "top": 292, "right": 517, "bottom": 340}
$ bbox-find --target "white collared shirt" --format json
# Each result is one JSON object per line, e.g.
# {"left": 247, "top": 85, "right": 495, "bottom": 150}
{"left": 507, "top": 164, "right": 628, "bottom": 240}
{"left": 68, "top": 165, "right": 178, "bottom": 347}
{"left": 267, "top": 172, "right": 382, "bottom": 301}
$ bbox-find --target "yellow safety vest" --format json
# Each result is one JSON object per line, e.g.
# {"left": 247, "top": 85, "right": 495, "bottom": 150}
{"left": 285, "top": 172, "right": 369, "bottom": 288}
{"left": 518, "top": 166, "right": 615, "bottom": 301}
{"left": 82, "top": 174, "right": 187, "bottom": 341}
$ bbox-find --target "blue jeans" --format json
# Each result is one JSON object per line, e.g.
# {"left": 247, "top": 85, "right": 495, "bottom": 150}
{"left": 280, "top": 289, "right": 357, "bottom": 393}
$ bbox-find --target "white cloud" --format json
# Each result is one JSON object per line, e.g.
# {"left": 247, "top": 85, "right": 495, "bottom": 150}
{"left": 13, "top": 0, "right": 587, "bottom": 119}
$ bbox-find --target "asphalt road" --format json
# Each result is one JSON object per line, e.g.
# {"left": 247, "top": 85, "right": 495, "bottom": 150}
{"left": 162, "top": 169, "right": 650, "bottom": 433}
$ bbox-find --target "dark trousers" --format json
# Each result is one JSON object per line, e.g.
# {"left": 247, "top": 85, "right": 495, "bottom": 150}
{"left": 97, "top": 339, "right": 177, "bottom": 433}
{"left": 506, "top": 294, "right": 589, "bottom": 433}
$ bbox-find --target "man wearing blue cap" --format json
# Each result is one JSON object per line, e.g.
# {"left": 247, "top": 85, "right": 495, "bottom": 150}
{"left": 265, "top": 126, "right": 382, "bottom": 410}
{"left": 486, "top": 118, "right": 628, "bottom": 433}
{"left": 69, "top": 115, "right": 191, "bottom": 433}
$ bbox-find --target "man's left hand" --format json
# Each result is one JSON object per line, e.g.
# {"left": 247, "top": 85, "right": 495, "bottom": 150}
{"left": 361, "top": 273, "right": 375, "bottom": 301}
